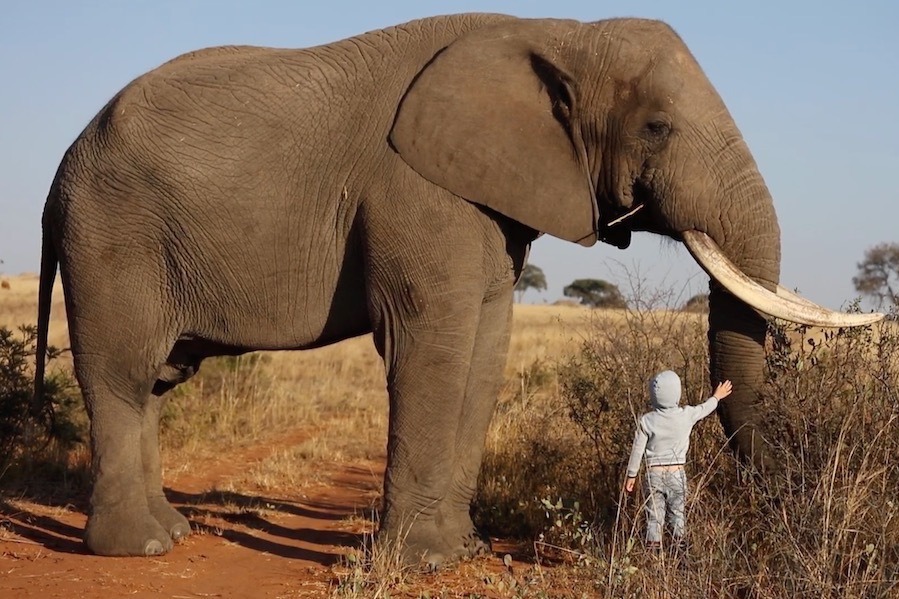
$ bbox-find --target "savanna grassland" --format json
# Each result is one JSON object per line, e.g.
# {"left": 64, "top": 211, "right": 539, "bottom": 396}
{"left": 1, "top": 274, "right": 898, "bottom": 598}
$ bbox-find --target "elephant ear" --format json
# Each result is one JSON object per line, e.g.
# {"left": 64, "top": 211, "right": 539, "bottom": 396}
{"left": 390, "top": 22, "right": 599, "bottom": 246}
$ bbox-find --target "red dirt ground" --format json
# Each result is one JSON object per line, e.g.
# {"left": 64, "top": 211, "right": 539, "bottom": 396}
{"left": 0, "top": 433, "right": 527, "bottom": 599}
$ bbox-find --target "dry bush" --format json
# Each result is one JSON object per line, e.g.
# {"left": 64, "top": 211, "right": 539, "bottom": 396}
{"left": 0, "top": 279, "right": 84, "bottom": 495}
{"left": 476, "top": 286, "right": 899, "bottom": 598}
{"left": 477, "top": 283, "right": 711, "bottom": 540}
{"left": 743, "top": 318, "right": 899, "bottom": 597}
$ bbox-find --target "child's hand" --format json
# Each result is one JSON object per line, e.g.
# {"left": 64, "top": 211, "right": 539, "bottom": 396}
{"left": 713, "top": 380, "right": 733, "bottom": 400}
{"left": 625, "top": 477, "right": 636, "bottom": 493}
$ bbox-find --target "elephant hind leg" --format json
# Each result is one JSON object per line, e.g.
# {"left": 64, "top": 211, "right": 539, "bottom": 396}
{"left": 142, "top": 392, "right": 191, "bottom": 542}
{"left": 144, "top": 338, "right": 256, "bottom": 541}
{"left": 70, "top": 290, "right": 181, "bottom": 555}
{"left": 142, "top": 343, "right": 210, "bottom": 541}
{"left": 78, "top": 349, "right": 176, "bottom": 556}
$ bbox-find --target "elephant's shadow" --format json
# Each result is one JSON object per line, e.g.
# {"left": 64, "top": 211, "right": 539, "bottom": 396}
{"left": 168, "top": 486, "right": 374, "bottom": 564}
{"left": 0, "top": 476, "right": 376, "bottom": 565}
{"left": 0, "top": 494, "right": 87, "bottom": 554}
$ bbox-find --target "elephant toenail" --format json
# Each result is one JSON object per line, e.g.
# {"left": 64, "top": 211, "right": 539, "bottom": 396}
{"left": 144, "top": 540, "right": 165, "bottom": 556}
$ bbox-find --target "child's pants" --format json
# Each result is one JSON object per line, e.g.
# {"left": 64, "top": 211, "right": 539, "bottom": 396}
{"left": 643, "top": 468, "right": 687, "bottom": 544}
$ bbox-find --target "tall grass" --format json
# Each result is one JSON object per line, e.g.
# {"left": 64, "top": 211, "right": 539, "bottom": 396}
{"left": 476, "top": 294, "right": 899, "bottom": 598}
{"left": 4, "top": 273, "right": 897, "bottom": 597}
{"left": 157, "top": 336, "right": 391, "bottom": 493}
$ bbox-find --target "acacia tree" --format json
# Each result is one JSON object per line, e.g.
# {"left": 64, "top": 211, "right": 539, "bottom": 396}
{"left": 680, "top": 292, "right": 709, "bottom": 313}
{"left": 853, "top": 243, "right": 899, "bottom": 309}
{"left": 514, "top": 263, "right": 547, "bottom": 302}
{"left": 563, "top": 278, "right": 627, "bottom": 308}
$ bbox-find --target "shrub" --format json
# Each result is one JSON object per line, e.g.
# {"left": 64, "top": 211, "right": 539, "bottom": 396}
{"left": 476, "top": 293, "right": 899, "bottom": 597}
{"left": 476, "top": 291, "right": 709, "bottom": 546}
{"left": 0, "top": 325, "right": 84, "bottom": 484}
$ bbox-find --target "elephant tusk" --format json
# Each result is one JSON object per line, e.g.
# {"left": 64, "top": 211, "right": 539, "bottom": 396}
{"left": 682, "top": 230, "right": 885, "bottom": 328}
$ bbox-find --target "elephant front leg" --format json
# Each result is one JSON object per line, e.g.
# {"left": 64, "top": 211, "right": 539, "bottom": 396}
{"left": 371, "top": 291, "right": 482, "bottom": 568}
{"left": 437, "top": 289, "right": 514, "bottom": 560}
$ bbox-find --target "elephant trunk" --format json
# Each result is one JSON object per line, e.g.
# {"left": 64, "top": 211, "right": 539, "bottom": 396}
{"left": 709, "top": 282, "right": 773, "bottom": 469}
{"left": 702, "top": 141, "right": 781, "bottom": 470}
{"left": 681, "top": 142, "right": 880, "bottom": 468}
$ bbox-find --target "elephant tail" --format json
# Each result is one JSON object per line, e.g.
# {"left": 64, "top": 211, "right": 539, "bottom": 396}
{"left": 32, "top": 221, "right": 58, "bottom": 418}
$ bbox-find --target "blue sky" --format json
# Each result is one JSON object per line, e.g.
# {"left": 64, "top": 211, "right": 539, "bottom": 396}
{"left": 2, "top": 1, "right": 897, "bottom": 309}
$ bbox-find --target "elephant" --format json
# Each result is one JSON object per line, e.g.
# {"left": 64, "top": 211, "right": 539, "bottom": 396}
{"left": 33, "top": 13, "right": 881, "bottom": 566}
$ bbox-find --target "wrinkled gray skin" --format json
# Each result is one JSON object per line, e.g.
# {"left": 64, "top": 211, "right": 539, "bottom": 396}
{"left": 36, "top": 14, "right": 780, "bottom": 566}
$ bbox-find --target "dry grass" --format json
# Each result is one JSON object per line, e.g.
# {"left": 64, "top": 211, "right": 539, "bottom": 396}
{"left": 4, "top": 274, "right": 898, "bottom": 597}
{"left": 505, "top": 303, "right": 595, "bottom": 373}
{"left": 0, "top": 275, "right": 69, "bottom": 352}
{"left": 473, "top": 308, "right": 899, "bottom": 598}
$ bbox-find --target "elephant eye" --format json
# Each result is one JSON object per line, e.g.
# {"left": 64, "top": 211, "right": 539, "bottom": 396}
{"left": 644, "top": 119, "right": 671, "bottom": 140}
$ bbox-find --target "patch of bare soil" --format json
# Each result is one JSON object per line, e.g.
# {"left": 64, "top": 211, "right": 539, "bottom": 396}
{"left": 0, "top": 431, "right": 382, "bottom": 598}
{"left": 0, "top": 433, "right": 533, "bottom": 599}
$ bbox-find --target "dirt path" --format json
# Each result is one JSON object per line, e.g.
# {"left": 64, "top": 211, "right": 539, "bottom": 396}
{"left": 0, "top": 432, "right": 385, "bottom": 598}
{"left": 0, "top": 433, "right": 532, "bottom": 598}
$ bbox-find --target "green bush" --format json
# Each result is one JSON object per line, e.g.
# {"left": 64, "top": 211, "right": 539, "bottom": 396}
{"left": 0, "top": 325, "right": 84, "bottom": 483}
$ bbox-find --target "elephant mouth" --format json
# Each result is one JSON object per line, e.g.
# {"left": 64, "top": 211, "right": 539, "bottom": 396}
{"left": 597, "top": 180, "right": 665, "bottom": 249}
{"left": 597, "top": 203, "right": 648, "bottom": 249}
{"left": 682, "top": 230, "right": 883, "bottom": 328}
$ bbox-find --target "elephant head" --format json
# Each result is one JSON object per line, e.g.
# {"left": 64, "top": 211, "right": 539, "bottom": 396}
{"left": 391, "top": 17, "right": 880, "bottom": 468}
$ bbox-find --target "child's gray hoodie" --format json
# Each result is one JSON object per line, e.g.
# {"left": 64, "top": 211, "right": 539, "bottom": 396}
{"left": 626, "top": 370, "right": 719, "bottom": 478}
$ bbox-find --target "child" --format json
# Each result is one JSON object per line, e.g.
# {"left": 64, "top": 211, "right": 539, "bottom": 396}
{"left": 624, "top": 370, "right": 732, "bottom": 549}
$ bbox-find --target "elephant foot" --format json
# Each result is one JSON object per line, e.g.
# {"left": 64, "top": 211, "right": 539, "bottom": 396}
{"left": 458, "top": 528, "right": 492, "bottom": 558}
{"left": 376, "top": 519, "right": 456, "bottom": 571}
{"left": 147, "top": 495, "right": 191, "bottom": 541}
{"left": 439, "top": 513, "right": 493, "bottom": 560}
{"left": 84, "top": 506, "right": 174, "bottom": 556}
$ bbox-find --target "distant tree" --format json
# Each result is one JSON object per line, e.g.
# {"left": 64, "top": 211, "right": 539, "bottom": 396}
{"left": 680, "top": 293, "right": 709, "bottom": 313}
{"left": 563, "top": 278, "right": 627, "bottom": 309}
{"left": 853, "top": 243, "right": 899, "bottom": 309}
{"left": 515, "top": 263, "right": 547, "bottom": 302}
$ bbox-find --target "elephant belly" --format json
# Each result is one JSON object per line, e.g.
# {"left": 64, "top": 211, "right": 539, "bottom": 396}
{"left": 178, "top": 235, "right": 372, "bottom": 353}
